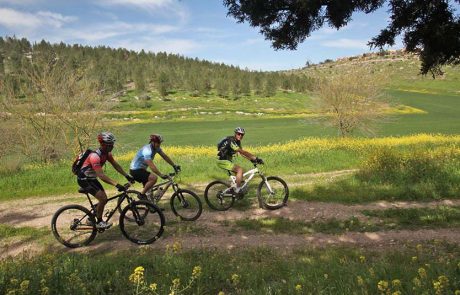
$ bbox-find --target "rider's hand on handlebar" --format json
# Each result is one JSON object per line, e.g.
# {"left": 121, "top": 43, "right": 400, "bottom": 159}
{"left": 252, "top": 157, "right": 264, "bottom": 165}
{"left": 125, "top": 174, "right": 135, "bottom": 184}
{"left": 116, "top": 183, "right": 127, "bottom": 192}
{"left": 160, "top": 174, "right": 169, "bottom": 180}
{"left": 173, "top": 164, "right": 181, "bottom": 173}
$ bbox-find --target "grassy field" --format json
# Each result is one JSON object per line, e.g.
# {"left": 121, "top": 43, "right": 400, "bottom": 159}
{"left": 1, "top": 243, "right": 459, "bottom": 294}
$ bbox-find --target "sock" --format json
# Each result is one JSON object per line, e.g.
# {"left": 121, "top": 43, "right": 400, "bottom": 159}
{"left": 235, "top": 186, "right": 241, "bottom": 193}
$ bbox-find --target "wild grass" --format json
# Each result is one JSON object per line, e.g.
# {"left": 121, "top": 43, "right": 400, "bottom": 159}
{"left": 1, "top": 243, "right": 459, "bottom": 294}
{"left": 1, "top": 134, "right": 459, "bottom": 200}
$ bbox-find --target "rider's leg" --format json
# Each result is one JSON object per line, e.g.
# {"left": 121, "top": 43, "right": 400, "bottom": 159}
{"left": 94, "top": 190, "right": 108, "bottom": 221}
{"left": 142, "top": 173, "right": 158, "bottom": 195}
{"left": 232, "top": 165, "right": 244, "bottom": 191}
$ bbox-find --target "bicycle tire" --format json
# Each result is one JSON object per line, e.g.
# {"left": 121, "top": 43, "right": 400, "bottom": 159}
{"left": 119, "top": 200, "right": 165, "bottom": 245}
{"left": 170, "top": 189, "right": 203, "bottom": 221}
{"left": 51, "top": 204, "right": 97, "bottom": 248}
{"left": 204, "top": 180, "right": 234, "bottom": 211}
{"left": 257, "top": 176, "right": 289, "bottom": 210}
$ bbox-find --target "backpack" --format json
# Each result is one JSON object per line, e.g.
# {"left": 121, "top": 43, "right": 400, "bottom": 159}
{"left": 217, "top": 136, "right": 230, "bottom": 151}
{"left": 71, "top": 149, "right": 93, "bottom": 175}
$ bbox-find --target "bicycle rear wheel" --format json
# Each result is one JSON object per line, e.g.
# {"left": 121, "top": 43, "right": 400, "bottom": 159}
{"left": 170, "top": 189, "right": 202, "bottom": 221}
{"left": 204, "top": 180, "right": 234, "bottom": 211}
{"left": 119, "top": 200, "right": 165, "bottom": 245}
{"left": 51, "top": 204, "right": 97, "bottom": 248}
{"left": 257, "top": 176, "right": 289, "bottom": 210}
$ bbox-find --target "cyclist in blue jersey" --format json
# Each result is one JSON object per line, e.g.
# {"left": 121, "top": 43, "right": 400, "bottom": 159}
{"left": 130, "top": 134, "right": 181, "bottom": 199}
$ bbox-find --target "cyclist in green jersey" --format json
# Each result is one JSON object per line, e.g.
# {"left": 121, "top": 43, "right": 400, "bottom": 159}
{"left": 217, "top": 127, "right": 264, "bottom": 195}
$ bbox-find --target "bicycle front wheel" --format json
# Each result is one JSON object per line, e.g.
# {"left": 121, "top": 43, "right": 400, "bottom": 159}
{"left": 257, "top": 176, "right": 289, "bottom": 210}
{"left": 117, "top": 190, "right": 142, "bottom": 217}
{"left": 119, "top": 200, "right": 165, "bottom": 245}
{"left": 51, "top": 204, "right": 97, "bottom": 248}
{"left": 204, "top": 180, "right": 234, "bottom": 211}
{"left": 170, "top": 189, "right": 202, "bottom": 221}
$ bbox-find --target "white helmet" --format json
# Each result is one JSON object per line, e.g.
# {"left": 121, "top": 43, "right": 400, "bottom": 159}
{"left": 97, "top": 132, "right": 116, "bottom": 144}
{"left": 234, "top": 127, "right": 245, "bottom": 134}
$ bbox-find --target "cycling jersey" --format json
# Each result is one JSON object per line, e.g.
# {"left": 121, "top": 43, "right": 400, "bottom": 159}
{"left": 218, "top": 136, "right": 241, "bottom": 161}
{"left": 130, "top": 144, "right": 162, "bottom": 170}
{"left": 79, "top": 148, "right": 114, "bottom": 179}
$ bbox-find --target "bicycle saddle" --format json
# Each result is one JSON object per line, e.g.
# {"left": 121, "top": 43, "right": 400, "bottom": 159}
{"left": 78, "top": 187, "right": 89, "bottom": 194}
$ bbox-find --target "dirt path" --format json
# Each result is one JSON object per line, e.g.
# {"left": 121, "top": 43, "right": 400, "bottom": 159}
{"left": 1, "top": 169, "right": 460, "bottom": 258}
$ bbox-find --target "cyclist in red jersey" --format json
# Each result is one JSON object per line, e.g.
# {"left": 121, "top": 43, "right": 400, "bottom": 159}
{"left": 77, "top": 132, "right": 134, "bottom": 229}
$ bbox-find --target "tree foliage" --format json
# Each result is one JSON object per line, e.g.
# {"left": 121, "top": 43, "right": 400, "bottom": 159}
{"left": 311, "top": 67, "right": 390, "bottom": 137}
{"left": 224, "top": 0, "right": 460, "bottom": 76}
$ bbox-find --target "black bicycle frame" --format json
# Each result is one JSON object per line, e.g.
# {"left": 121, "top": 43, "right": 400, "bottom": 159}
{"left": 84, "top": 191, "right": 136, "bottom": 223}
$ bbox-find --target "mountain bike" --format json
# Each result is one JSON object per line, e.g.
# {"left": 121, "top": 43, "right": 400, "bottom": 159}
{"left": 120, "top": 172, "right": 202, "bottom": 221}
{"left": 204, "top": 163, "right": 289, "bottom": 211}
{"left": 51, "top": 183, "right": 165, "bottom": 248}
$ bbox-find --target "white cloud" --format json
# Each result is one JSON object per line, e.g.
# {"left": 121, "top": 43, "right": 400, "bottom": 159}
{"left": 98, "top": 0, "right": 188, "bottom": 22}
{"left": 63, "top": 21, "right": 178, "bottom": 42}
{"left": 0, "top": 8, "right": 76, "bottom": 30}
{"left": 113, "top": 37, "right": 200, "bottom": 54}
{"left": 321, "top": 38, "right": 368, "bottom": 49}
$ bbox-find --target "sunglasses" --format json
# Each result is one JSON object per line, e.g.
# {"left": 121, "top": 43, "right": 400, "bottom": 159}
{"left": 236, "top": 133, "right": 244, "bottom": 137}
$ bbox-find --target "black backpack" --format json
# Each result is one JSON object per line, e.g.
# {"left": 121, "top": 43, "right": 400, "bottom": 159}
{"left": 71, "top": 149, "right": 93, "bottom": 175}
{"left": 217, "top": 136, "right": 231, "bottom": 152}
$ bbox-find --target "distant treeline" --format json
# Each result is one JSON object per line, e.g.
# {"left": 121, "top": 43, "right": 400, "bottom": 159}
{"left": 0, "top": 36, "right": 314, "bottom": 99}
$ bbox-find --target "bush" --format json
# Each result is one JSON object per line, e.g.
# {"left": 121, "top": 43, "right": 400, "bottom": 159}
{"left": 357, "top": 147, "right": 460, "bottom": 199}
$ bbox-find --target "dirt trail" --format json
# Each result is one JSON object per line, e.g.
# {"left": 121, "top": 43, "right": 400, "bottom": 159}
{"left": 1, "top": 169, "right": 460, "bottom": 258}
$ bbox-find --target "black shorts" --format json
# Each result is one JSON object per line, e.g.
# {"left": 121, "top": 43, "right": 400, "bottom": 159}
{"left": 77, "top": 178, "right": 104, "bottom": 196}
{"left": 130, "top": 169, "right": 150, "bottom": 185}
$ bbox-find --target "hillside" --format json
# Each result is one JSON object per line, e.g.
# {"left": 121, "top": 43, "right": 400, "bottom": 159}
{"left": 299, "top": 49, "right": 460, "bottom": 95}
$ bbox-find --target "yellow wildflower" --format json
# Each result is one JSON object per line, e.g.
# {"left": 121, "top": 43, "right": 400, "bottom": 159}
{"left": 359, "top": 255, "right": 366, "bottom": 263}
{"left": 392, "top": 279, "right": 401, "bottom": 288}
{"left": 295, "top": 284, "right": 302, "bottom": 292}
{"left": 356, "top": 276, "right": 364, "bottom": 286}
{"left": 129, "top": 266, "right": 145, "bottom": 284}
{"left": 412, "top": 256, "right": 417, "bottom": 262}
{"left": 218, "top": 292, "right": 225, "bottom": 295}
{"left": 416, "top": 244, "right": 423, "bottom": 251}
{"left": 192, "top": 266, "right": 202, "bottom": 278}
{"left": 378, "top": 280, "right": 389, "bottom": 292}
{"left": 149, "top": 283, "right": 157, "bottom": 292}
{"left": 172, "top": 278, "right": 180, "bottom": 289}
{"left": 392, "top": 291, "right": 402, "bottom": 295}
{"left": 231, "top": 274, "right": 240, "bottom": 286}
{"left": 454, "top": 290, "right": 460, "bottom": 295}
{"left": 172, "top": 241, "right": 182, "bottom": 253}
{"left": 20, "top": 280, "right": 30, "bottom": 291}
{"left": 368, "top": 268, "right": 375, "bottom": 277}
{"left": 324, "top": 273, "right": 328, "bottom": 279}
{"left": 418, "top": 267, "right": 427, "bottom": 279}
{"left": 412, "top": 277, "right": 422, "bottom": 288}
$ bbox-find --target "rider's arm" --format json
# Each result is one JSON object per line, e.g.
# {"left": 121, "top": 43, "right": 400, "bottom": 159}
{"left": 144, "top": 159, "right": 164, "bottom": 177}
{"left": 95, "top": 167, "right": 119, "bottom": 186}
{"left": 158, "top": 150, "right": 176, "bottom": 167}
{"left": 237, "top": 148, "right": 257, "bottom": 161}
{"left": 108, "top": 157, "right": 130, "bottom": 178}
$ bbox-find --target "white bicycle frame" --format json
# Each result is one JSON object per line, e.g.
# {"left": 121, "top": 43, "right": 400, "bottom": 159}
{"left": 226, "top": 166, "right": 274, "bottom": 195}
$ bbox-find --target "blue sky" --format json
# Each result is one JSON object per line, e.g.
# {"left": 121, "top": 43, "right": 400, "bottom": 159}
{"left": 0, "top": 0, "right": 404, "bottom": 71}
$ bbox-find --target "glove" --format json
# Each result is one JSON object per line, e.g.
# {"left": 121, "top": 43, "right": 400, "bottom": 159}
{"left": 173, "top": 164, "right": 181, "bottom": 173}
{"left": 125, "top": 175, "right": 135, "bottom": 183}
{"left": 116, "top": 183, "right": 126, "bottom": 192}
{"left": 160, "top": 174, "right": 169, "bottom": 180}
{"left": 253, "top": 157, "right": 264, "bottom": 164}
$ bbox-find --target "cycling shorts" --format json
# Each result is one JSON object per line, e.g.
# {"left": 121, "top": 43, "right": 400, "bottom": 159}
{"left": 130, "top": 169, "right": 151, "bottom": 185}
{"left": 217, "top": 159, "right": 234, "bottom": 171}
{"left": 77, "top": 178, "right": 104, "bottom": 196}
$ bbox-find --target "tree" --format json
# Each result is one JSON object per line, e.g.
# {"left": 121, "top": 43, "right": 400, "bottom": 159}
{"left": 311, "top": 67, "right": 389, "bottom": 137}
{"left": 157, "top": 72, "right": 170, "bottom": 97}
{"left": 224, "top": 0, "right": 460, "bottom": 76}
